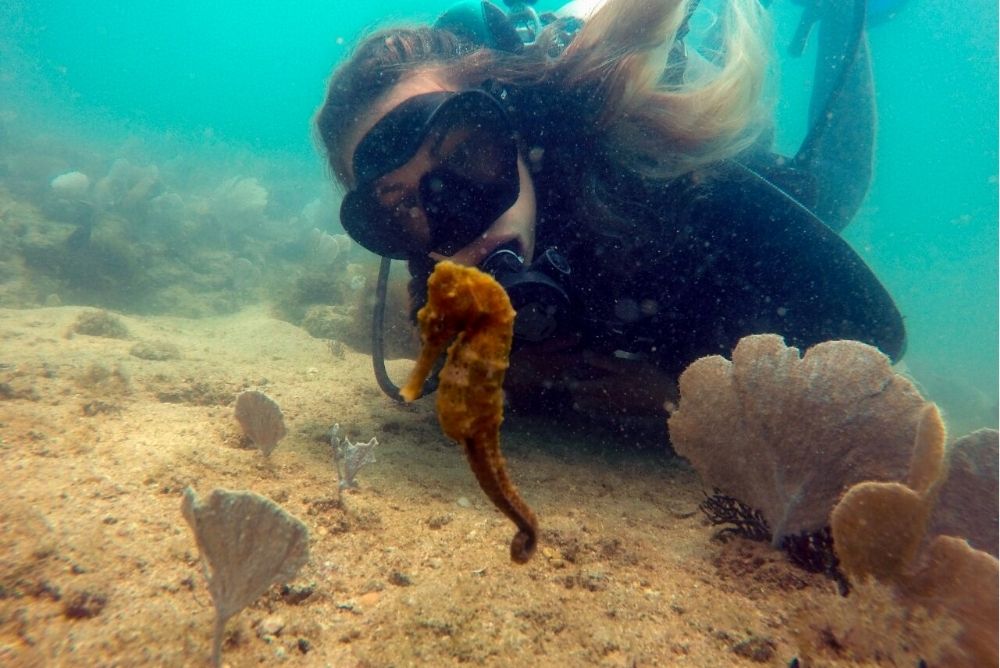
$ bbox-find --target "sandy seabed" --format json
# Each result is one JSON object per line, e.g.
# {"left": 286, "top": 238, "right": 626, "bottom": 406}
{"left": 1, "top": 305, "right": 863, "bottom": 667}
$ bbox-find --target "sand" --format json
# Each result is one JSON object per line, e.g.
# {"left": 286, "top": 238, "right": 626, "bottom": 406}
{"left": 0, "top": 305, "right": 903, "bottom": 667}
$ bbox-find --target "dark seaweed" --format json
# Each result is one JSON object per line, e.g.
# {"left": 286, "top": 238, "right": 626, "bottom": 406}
{"left": 700, "top": 490, "right": 848, "bottom": 593}
{"left": 780, "top": 527, "right": 848, "bottom": 595}
{"left": 699, "top": 489, "right": 772, "bottom": 543}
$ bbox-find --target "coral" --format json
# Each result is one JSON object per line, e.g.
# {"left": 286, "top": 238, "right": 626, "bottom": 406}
{"left": 181, "top": 488, "right": 309, "bottom": 668}
{"left": 780, "top": 528, "right": 843, "bottom": 587}
{"left": 308, "top": 228, "right": 352, "bottom": 265}
{"left": 830, "top": 404, "right": 945, "bottom": 582}
{"left": 75, "top": 362, "right": 132, "bottom": 398}
{"left": 210, "top": 176, "right": 268, "bottom": 223}
{"left": 699, "top": 490, "right": 771, "bottom": 542}
{"left": 329, "top": 423, "right": 378, "bottom": 491}
{"left": 667, "top": 334, "right": 928, "bottom": 546}
{"left": 49, "top": 171, "right": 91, "bottom": 198}
{"left": 401, "top": 261, "right": 538, "bottom": 563}
{"left": 234, "top": 390, "right": 287, "bottom": 456}
{"left": 791, "top": 578, "right": 962, "bottom": 666}
{"left": 272, "top": 271, "right": 347, "bottom": 325}
{"left": 301, "top": 305, "right": 353, "bottom": 341}
{"left": 94, "top": 158, "right": 161, "bottom": 213}
{"left": 927, "top": 428, "right": 998, "bottom": 556}
{"left": 830, "top": 406, "right": 1000, "bottom": 667}
{"left": 72, "top": 309, "right": 130, "bottom": 339}
{"left": 905, "top": 537, "right": 999, "bottom": 666}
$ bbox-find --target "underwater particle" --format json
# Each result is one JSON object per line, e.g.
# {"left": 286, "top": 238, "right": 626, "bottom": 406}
{"left": 72, "top": 310, "right": 130, "bottom": 339}
{"left": 129, "top": 340, "right": 181, "bottom": 361}
{"left": 234, "top": 390, "right": 287, "bottom": 457}
{"left": 181, "top": 487, "right": 309, "bottom": 668}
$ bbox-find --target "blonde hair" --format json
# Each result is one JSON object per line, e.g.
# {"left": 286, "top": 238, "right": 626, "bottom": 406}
{"left": 316, "top": 0, "right": 770, "bottom": 186}
{"left": 554, "top": 0, "right": 770, "bottom": 178}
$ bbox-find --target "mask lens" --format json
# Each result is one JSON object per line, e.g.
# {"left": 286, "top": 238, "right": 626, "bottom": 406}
{"left": 340, "top": 90, "right": 519, "bottom": 259}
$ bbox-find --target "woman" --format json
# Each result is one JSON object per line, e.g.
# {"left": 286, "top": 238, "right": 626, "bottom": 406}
{"left": 315, "top": 0, "right": 904, "bottom": 424}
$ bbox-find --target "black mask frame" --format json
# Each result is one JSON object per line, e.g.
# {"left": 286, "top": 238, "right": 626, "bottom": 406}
{"left": 341, "top": 88, "right": 521, "bottom": 260}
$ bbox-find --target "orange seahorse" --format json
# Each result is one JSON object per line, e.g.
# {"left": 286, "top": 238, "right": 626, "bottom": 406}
{"left": 400, "top": 261, "right": 539, "bottom": 563}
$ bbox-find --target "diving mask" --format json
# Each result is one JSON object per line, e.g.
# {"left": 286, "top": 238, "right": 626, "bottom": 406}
{"left": 341, "top": 88, "right": 521, "bottom": 260}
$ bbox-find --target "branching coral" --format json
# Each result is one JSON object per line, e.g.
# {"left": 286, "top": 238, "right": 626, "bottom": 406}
{"left": 329, "top": 423, "right": 378, "bottom": 492}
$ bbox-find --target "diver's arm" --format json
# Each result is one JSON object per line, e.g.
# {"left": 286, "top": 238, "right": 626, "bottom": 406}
{"left": 795, "top": 0, "right": 875, "bottom": 232}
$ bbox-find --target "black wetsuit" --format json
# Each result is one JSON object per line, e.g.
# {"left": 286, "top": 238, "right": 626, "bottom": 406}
{"left": 532, "top": 160, "right": 905, "bottom": 380}
{"left": 428, "top": 0, "right": 903, "bottom": 419}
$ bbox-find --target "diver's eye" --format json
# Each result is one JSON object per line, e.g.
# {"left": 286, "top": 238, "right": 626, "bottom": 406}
{"left": 375, "top": 182, "right": 406, "bottom": 207}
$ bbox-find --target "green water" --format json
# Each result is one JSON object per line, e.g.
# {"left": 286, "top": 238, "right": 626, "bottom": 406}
{"left": 1, "top": 0, "right": 996, "bottom": 433}
{"left": 762, "top": 1, "right": 999, "bottom": 433}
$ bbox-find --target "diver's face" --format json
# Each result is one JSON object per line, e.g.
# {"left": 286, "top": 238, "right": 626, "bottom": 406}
{"left": 344, "top": 73, "right": 536, "bottom": 265}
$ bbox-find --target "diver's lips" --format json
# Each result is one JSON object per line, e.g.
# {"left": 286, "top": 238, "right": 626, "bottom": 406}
{"left": 490, "top": 237, "right": 524, "bottom": 259}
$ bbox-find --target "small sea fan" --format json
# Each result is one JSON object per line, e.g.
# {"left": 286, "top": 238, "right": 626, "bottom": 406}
{"left": 234, "top": 390, "right": 287, "bottom": 456}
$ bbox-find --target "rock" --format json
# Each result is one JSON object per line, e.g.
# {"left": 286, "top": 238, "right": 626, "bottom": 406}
{"left": 129, "top": 340, "right": 181, "bottom": 361}
{"left": 63, "top": 589, "right": 108, "bottom": 619}
{"left": 256, "top": 615, "right": 285, "bottom": 638}
{"left": 731, "top": 635, "right": 775, "bottom": 663}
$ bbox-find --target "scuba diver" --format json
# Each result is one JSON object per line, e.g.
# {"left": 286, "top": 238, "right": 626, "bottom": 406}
{"left": 315, "top": 0, "right": 906, "bottom": 425}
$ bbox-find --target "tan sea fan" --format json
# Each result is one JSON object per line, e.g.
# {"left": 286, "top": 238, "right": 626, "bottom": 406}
{"left": 830, "top": 407, "right": 999, "bottom": 667}
{"left": 234, "top": 390, "right": 287, "bottom": 456}
{"left": 927, "top": 428, "right": 999, "bottom": 557}
{"left": 181, "top": 487, "right": 309, "bottom": 667}
{"left": 667, "top": 334, "right": 929, "bottom": 545}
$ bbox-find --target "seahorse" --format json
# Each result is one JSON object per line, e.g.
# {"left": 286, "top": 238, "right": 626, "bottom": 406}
{"left": 401, "top": 261, "right": 539, "bottom": 563}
